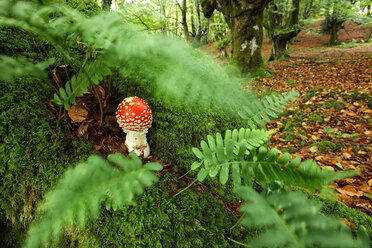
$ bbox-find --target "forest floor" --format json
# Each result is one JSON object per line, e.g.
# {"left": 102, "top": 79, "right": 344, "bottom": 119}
{"left": 203, "top": 20, "right": 372, "bottom": 217}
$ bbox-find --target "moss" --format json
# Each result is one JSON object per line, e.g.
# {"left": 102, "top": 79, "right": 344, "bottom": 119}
{"left": 0, "top": 77, "right": 92, "bottom": 246}
{"left": 309, "top": 113, "right": 323, "bottom": 125}
{"left": 63, "top": 0, "right": 101, "bottom": 16}
{"left": 91, "top": 173, "right": 247, "bottom": 248}
{"left": 324, "top": 100, "right": 345, "bottom": 110}
{"left": 311, "top": 140, "right": 341, "bottom": 152}
{"left": 313, "top": 195, "right": 372, "bottom": 238}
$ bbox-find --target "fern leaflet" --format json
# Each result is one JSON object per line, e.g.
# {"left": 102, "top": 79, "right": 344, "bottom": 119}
{"left": 192, "top": 129, "right": 357, "bottom": 190}
{"left": 235, "top": 186, "right": 370, "bottom": 248}
{"left": 238, "top": 90, "right": 299, "bottom": 128}
{"left": 24, "top": 152, "right": 162, "bottom": 248}
{"left": 191, "top": 128, "right": 274, "bottom": 185}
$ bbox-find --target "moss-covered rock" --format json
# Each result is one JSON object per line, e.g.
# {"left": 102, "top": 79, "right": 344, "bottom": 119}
{"left": 314, "top": 195, "right": 372, "bottom": 238}
{"left": 0, "top": 77, "right": 92, "bottom": 247}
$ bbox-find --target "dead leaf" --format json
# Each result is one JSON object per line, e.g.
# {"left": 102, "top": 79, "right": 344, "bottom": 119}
{"left": 68, "top": 104, "right": 89, "bottom": 123}
{"left": 342, "top": 152, "right": 351, "bottom": 159}
{"left": 336, "top": 185, "right": 364, "bottom": 197}
{"left": 310, "top": 146, "right": 318, "bottom": 153}
{"left": 76, "top": 123, "right": 89, "bottom": 140}
{"left": 340, "top": 218, "right": 354, "bottom": 229}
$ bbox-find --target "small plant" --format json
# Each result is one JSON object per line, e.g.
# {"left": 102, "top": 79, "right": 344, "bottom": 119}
{"left": 24, "top": 153, "right": 162, "bottom": 248}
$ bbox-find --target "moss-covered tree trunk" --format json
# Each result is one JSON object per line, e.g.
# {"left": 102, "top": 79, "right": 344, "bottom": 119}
{"left": 266, "top": 0, "right": 301, "bottom": 61}
{"left": 202, "top": 0, "right": 271, "bottom": 74}
{"left": 327, "top": 22, "right": 342, "bottom": 46}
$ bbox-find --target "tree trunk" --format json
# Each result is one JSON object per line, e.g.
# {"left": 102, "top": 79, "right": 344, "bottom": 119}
{"left": 327, "top": 23, "right": 342, "bottom": 46}
{"left": 230, "top": 10, "right": 265, "bottom": 74}
{"left": 269, "top": 37, "right": 289, "bottom": 61}
{"left": 267, "top": 0, "right": 301, "bottom": 61}
{"left": 178, "top": 0, "right": 190, "bottom": 41}
{"left": 101, "top": 0, "right": 112, "bottom": 11}
{"left": 202, "top": 0, "right": 271, "bottom": 74}
{"left": 195, "top": 0, "right": 202, "bottom": 42}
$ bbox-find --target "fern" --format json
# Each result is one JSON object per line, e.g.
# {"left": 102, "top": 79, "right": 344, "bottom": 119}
{"left": 191, "top": 128, "right": 274, "bottom": 185}
{"left": 0, "top": 0, "right": 259, "bottom": 114}
{"left": 0, "top": 55, "right": 54, "bottom": 82}
{"left": 238, "top": 90, "right": 300, "bottom": 128}
{"left": 53, "top": 59, "right": 112, "bottom": 109}
{"left": 24, "top": 152, "right": 162, "bottom": 248}
{"left": 235, "top": 185, "right": 370, "bottom": 248}
{"left": 192, "top": 130, "right": 357, "bottom": 190}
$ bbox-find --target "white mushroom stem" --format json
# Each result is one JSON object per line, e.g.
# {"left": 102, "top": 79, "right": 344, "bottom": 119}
{"left": 124, "top": 130, "right": 150, "bottom": 158}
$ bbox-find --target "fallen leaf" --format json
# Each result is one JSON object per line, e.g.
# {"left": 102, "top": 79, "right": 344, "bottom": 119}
{"left": 310, "top": 146, "right": 318, "bottom": 153}
{"left": 342, "top": 152, "right": 351, "bottom": 159}
{"left": 368, "top": 179, "right": 372, "bottom": 187}
{"left": 336, "top": 185, "right": 364, "bottom": 197}
{"left": 340, "top": 218, "right": 354, "bottom": 229}
{"left": 68, "top": 104, "right": 89, "bottom": 123}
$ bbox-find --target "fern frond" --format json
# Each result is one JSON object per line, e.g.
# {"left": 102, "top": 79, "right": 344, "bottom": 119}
{"left": 191, "top": 129, "right": 356, "bottom": 190}
{"left": 191, "top": 128, "right": 274, "bottom": 185}
{"left": 0, "top": 56, "right": 54, "bottom": 82}
{"left": 246, "top": 146, "right": 357, "bottom": 191}
{"left": 235, "top": 186, "right": 370, "bottom": 248}
{"left": 53, "top": 59, "right": 112, "bottom": 109}
{"left": 24, "top": 152, "right": 162, "bottom": 248}
{"left": 238, "top": 90, "right": 300, "bottom": 128}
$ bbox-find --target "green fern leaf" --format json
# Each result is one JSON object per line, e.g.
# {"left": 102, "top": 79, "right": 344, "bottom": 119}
{"left": 191, "top": 128, "right": 274, "bottom": 185}
{"left": 192, "top": 128, "right": 356, "bottom": 190}
{"left": 24, "top": 152, "right": 162, "bottom": 248}
{"left": 239, "top": 90, "right": 299, "bottom": 127}
{"left": 248, "top": 147, "right": 358, "bottom": 191}
{"left": 235, "top": 186, "right": 370, "bottom": 248}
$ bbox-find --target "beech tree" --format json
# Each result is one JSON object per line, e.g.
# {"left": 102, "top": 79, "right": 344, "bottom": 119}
{"left": 265, "top": 0, "right": 301, "bottom": 61}
{"left": 323, "top": 0, "right": 355, "bottom": 46}
{"left": 201, "top": 0, "right": 272, "bottom": 74}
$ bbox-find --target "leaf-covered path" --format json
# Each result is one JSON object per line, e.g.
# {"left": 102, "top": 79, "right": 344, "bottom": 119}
{"left": 252, "top": 52, "right": 371, "bottom": 217}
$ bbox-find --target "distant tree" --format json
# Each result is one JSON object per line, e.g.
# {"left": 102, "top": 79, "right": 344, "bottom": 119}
{"left": 177, "top": 0, "right": 190, "bottom": 41}
{"left": 323, "top": 0, "right": 355, "bottom": 46}
{"left": 201, "top": 0, "right": 272, "bottom": 74}
{"left": 265, "top": 0, "right": 301, "bottom": 61}
{"left": 101, "top": 0, "right": 112, "bottom": 10}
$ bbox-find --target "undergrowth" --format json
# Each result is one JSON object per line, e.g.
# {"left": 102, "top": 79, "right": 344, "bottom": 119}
{"left": 0, "top": 0, "right": 371, "bottom": 247}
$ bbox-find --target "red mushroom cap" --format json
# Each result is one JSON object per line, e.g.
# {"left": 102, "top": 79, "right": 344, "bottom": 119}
{"left": 116, "top": 97, "right": 152, "bottom": 132}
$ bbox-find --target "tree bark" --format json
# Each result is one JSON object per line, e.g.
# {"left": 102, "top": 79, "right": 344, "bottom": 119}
{"left": 267, "top": 0, "right": 301, "bottom": 61}
{"left": 327, "top": 22, "right": 342, "bottom": 46}
{"left": 195, "top": 0, "right": 202, "bottom": 42}
{"left": 178, "top": 0, "right": 190, "bottom": 41}
{"left": 101, "top": 0, "right": 112, "bottom": 11}
{"left": 202, "top": 0, "right": 271, "bottom": 74}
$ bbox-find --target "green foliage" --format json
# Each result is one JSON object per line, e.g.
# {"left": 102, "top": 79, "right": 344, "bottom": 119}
{"left": 0, "top": 55, "right": 54, "bottom": 82}
{"left": 0, "top": 0, "right": 257, "bottom": 114}
{"left": 24, "top": 152, "right": 162, "bottom": 248}
{"left": 0, "top": 77, "right": 92, "bottom": 246}
{"left": 91, "top": 173, "right": 245, "bottom": 247}
{"left": 191, "top": 128, "right": 274, "bottom": 184}
{"left": 192, "top": 130, "right": 356, "bottom": 190}
{"left": 311, "top": 140, "right": 342, "bottom": 152}
{"left": 214, "top": 36, "right": 231, "bottom": 50}
{"left": 238, "top": 90, "right": 299, "bottom": 129}
{"left": 235, "top": 186, "right": 370, "bottom": 248}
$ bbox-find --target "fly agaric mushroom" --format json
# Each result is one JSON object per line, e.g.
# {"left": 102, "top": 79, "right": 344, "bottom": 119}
{"left": 116, "top": 97, "right": 152, "bottom": 158}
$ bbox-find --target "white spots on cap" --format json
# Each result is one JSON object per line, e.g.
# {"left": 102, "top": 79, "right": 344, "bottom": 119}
{"left": 116, "top": 96, "right": 152, "bottom": 132}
